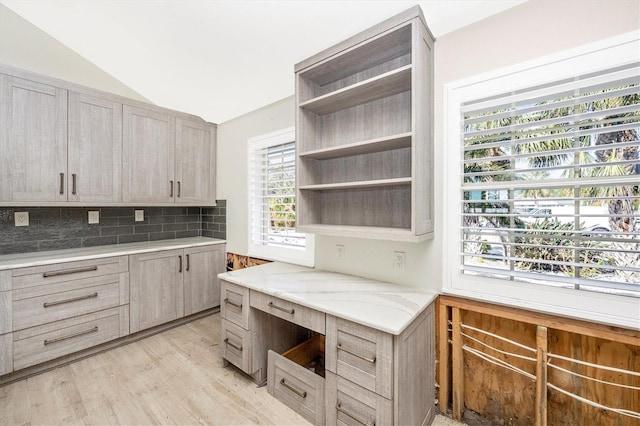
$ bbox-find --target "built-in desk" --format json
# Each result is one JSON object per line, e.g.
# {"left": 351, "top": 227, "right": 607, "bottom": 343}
{"left": 218, "top": 262, "right": 438, "bottom": 426}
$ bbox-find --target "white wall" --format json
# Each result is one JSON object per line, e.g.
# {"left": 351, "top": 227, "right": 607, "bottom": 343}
{"left": 0, "top": 3, "right": 148, "bottom": 102}
{"left": 218, "top": 0, "right": 640, "bottom": 291}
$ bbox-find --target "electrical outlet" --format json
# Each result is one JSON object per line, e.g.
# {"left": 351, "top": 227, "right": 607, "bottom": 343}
{"left": 88, "top": 211, "right": 100, "bottom": 224}
{"left": 336, "top": 244, "right": 345, "bottom": 260}
{"left": 393, "top": 251, "right": 406, "bottom": 270}
{"left": 135, "top": 209, "right": 144, "bottom": 222}
{"left": 14, "top": 211, "right": 29, "bottom": 227}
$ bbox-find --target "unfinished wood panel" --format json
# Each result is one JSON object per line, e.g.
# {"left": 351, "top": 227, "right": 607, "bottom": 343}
{"left": 438, "top": 301, "right": 451, "bottom": 414}
{"left": 452, "top": 307, "right": 464, "bottom": 421}
{"left": 536, "top": 326, "right": 548, "bottom": 426}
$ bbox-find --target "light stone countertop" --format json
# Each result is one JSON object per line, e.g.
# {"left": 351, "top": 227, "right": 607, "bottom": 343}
{"left": 0, "top": 237, "right": 226, "bottom": 271}
{"left": 218, "top": 261, "right": 437, "bottom": 335}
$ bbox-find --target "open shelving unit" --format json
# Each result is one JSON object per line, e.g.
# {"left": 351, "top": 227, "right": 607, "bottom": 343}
{"left": 295, "top": 6, "right": 434, "bottom": 241}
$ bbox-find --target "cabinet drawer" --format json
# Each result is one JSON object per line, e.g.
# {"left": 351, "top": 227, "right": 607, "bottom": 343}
{"left": 221, "top": 319, "right": 252, "bottom": 374}
{"left": 13, "top": 306, "right": 128, "bottom": 371}
{"left": 12, "top": 257, "right": 128, "bottom": 289}
{"left": 326, "top": 370, "right": 392, "bottom": 426}
{"left": 250, "top": 291, "right": 325, "bottom": 334}
{"left": 12, "top": 274, "right": 128, "bottom": 331}
{"left": 326, "top": 315, "right": 393, "bottom": 399}
{"left": 220, "top": 280, "right": 249, "bottom": 328}
{"left": 267, "top": 335, "right": 325, "bottom": 425}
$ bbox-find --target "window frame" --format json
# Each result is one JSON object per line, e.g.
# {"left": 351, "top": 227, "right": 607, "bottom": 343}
{"left": 247, "top": 127, "right": 314, "bottom": 267}
{"left": 443, "top": 32, "right": 640, "bottom": 329}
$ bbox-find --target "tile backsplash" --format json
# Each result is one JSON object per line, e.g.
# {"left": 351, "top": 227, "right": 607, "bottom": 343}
{"left": 0, "top": 200, "right": 227, "bottom": 255}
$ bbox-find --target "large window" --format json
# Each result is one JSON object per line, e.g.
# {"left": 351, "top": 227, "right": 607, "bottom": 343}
{"left": 445, "top": 33, "right": 639, "bottom": 328}
{"left": 248, "top": 127, "right": 314, "bottom": 266}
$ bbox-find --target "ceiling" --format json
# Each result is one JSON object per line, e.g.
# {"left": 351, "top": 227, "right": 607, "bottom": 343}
{"left": 1, "top": 0, "right": 527, "bottom": 124}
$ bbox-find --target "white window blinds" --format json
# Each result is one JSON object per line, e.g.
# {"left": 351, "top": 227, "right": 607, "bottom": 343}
{"left": 460, "top": 63, "right": 640, "bottom": 296}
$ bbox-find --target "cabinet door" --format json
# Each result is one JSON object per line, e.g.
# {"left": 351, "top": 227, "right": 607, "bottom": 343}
{"left": 122, "top": 105, "right": 175, "bottom": 203}
{"left": 68, "top": 92, "right": 122, "bottom": 203}
{"left": 183, "top": 245, "right": 223, "bottom": 315}
{"left": 129, "top": 249, "right": 184, "bottom": 333}
{"left": 175, "top": 118, "right": 216, "bottom": 204}
{"left": 0, "top": 74, "right": 67, "bottom": 202}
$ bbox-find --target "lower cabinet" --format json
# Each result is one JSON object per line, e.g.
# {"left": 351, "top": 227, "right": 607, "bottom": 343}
{"left": 184, "top": 245, "right": 223, "bottom": 315}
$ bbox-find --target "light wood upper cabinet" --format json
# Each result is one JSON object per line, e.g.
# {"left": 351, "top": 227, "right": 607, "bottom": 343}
{"left": 68, "top": 92, "right": 123, "bottom": 203}
{"left": 175, "top": 118, "right": 216, "bottom": 204}
{"left": 0, "top": 74, "right": 67, "bottom": 203}
{"left": 183, "top": 245, "right": 223, "bottom": 315}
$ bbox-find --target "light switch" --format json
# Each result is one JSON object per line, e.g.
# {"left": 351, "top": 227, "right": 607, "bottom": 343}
{"left": 88, "top": 211, "right": 100, "bottom": 224}
{"left": 14, "top": 211, "right": 29, "bottom": 227}
{"left": 135, "top": 210, "right": 144, "bottom": 222}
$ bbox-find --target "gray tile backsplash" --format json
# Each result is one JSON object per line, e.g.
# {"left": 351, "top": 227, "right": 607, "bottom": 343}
{"left": 0, "top": 200, "right": 227, "bottom": 255}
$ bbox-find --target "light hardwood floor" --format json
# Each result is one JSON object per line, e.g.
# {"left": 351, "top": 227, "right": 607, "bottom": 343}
{"left": 1, "top": 313, "right": 461, "bottom": 425}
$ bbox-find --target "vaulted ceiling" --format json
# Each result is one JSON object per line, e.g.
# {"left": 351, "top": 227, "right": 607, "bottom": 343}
{"left": 1, "top": 0, "right": 527, "bottom": 123}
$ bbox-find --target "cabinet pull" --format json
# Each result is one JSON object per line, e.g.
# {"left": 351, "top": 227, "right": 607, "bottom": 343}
{"left": 177, "top": 181, "right": 181, "bottom": 197}
{"left": 59, "top": 173, "right": 65, "bottom": 195}
{"left": 44, "top": 326, "right": 99, "bottom": 346}
{"left": 267, "top": 301, "right": 294, "bottom": 315}
{"left": 178, "top": 255, "right": 183, "bottom": 273}
{"left": 43, "top": 265, "right": 98, "bottom": 278}
{"left": 72, "top": 173, "right": 77, "bottom": 195}
{"left": 280, "top": 378, "right": 307, "bottom": 398}
{"left": 223, "top": 338, "right": 242, "bottom": 352}
{"left": 224, "top": 298, "right": 242, "bottom": 309}
{"left": 337, "top": 343, "right": 376, "bottom": 363}
{"left": 336, "top": 403, "right": 375, "bottom": 426}
{"left": 170, "top": 180, "right": 174, "bottom": 197}
{"left": 186, "top": 254, "right": 190, "bottom": 271}
{"left": 43, "top": 292, "right": 98, "bottom": 308}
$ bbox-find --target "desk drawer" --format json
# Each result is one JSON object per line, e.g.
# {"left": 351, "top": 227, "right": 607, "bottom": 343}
{"left": 250, "top": 291, "right": 325, "bottom": 334}
{"left": 325, "top": 370, "right": 392, "bottom": 426}
{"left": 13, "top": 306, "right": 128, "bottom": 370}
{"left": 221, "top": 319, "right": 252, "bottom": 373}
{"left": 220, "top": 281, "right": 249, "bottom": 328}
{"left": 326, "top": 315, "right": 393, "bottom": 399}
{"left": 12, "top": 257, "right": 128, "bottom": 289}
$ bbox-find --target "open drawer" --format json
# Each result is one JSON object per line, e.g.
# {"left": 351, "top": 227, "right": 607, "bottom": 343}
{"left": 267, "top": 334, "right": 325, "bottom": 425}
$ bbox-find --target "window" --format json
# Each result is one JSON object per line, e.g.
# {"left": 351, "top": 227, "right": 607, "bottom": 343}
{"left": 445, "top": 33, "right": 640, "bottom": 328}
{"left": 248, "top": 127, "right": 314, "bottom": 266}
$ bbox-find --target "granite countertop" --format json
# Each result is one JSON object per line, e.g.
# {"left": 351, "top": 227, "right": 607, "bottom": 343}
{"left": 0, "top": 237, "right": 226, "bottom": 271}
{"left": 218, "top": 262, "right": 437, "bottom": 335}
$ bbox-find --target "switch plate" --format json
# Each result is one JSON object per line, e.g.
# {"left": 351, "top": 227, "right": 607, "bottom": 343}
{"left": 135, "top": 209, "right": 144, "bottom": 222}
{"left": 336, "top": 244, "right": 345, "bottom": 260}
{"left": 14, "top": 211, "right": 29, "bottom": 227}
{"left": 88, "top": 211, "right": 100, "bottom": 224}
{"left": 393, "top": 251, "right": 406, "bottom": 270}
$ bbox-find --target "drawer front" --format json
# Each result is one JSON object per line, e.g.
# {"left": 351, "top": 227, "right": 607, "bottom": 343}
{"left": 13, "top": 306, "right": 127, "bottom": 371}
{"left": 326, "top": 315, "right": 393, "bottom": 399}
{"left": 221, "top": 319, "right": 252, "bottom": 374}
{"left": 12, "top": 256, "right": 128, "bottom": 290}
{"left": 325, "top": 371, "right": 392, "bottom": 426}
{"left": 268, "top": 350, "right": 325, "bottom": 426}
{"left": 250, "top": 291, "right": 325, "bottom": 334}
{"left": 220, "top": 280, "right": 249, "bottom": 328}
{"left": 12, "top": 274, "right": 127, "bottom": 331}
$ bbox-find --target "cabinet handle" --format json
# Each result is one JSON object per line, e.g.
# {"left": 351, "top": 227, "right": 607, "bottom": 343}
{"left": 59, "top": 173, "right": 65, "bottom": 195}
{"left": 267, "top": 301, "right": 294, "bottom": 315}
{"left": 72, "top": 173, "right": 77, "bottom": 195}
{"left": 170, "top": 180, "right": 174, "bottom": 197}
{"left": 44, "top": 326, "right": 99, "bottom": 346}
{"left": 43, "top": 265, "right": 98, "bottom": 278}
{"left": 336, "top": 403, "right": 375, "bottom": 426}
{"left": 43, "top": 292, "right": 98, "bottom": 308}
{"left": 224, "top": 298, "right": 242, "bottom": 309}
{"left": 280, "top": 378, "right": 307, "bottom": 398}
{"left": 178, "top": 255, "right": 182, "bottom": 273}
{"left": 337, "top": 343, "right": 376, "bottom": 363}
{"left": 186, "top": 254, "right": 190, "bottom": 271}
{"left": 177, "top": 181, "right": 181, "bottom": 198}
{"left": 223, "top": 338, "right": 242, "bottom": 352}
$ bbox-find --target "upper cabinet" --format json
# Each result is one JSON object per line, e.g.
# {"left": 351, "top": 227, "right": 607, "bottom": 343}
{"left": 0, "top": 65, "right": 217, "bottom": 206}
{"left": 295, "top": 6, "right": 434, "bottom": 241}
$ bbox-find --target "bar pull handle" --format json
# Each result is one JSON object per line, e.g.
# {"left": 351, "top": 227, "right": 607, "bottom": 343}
{"left": 336, "top": 403, "right": 375, "bottom": 426}
{"left": 59, "top": 173, "right": 65, "bottom": 195}
{"left": 72, "top": 173, "right": 77, "bottom": 195}
{"left": 177, "top": 181, "right": 181, "bottom": 198}
{"left": 44, "top": 326, "right": 99, "bottom": 346}
{"left": 223, "top": 338, "right": 242, "bottom": 352}
{"left": 337, "top": 343, "right": 376, "bottom": 363}
{"left": 268, "top": 301, "right": 294, "bottom": 315}
{"left": 186, "top": 254, "right": 190, "bottom": 271}
{"left": 224, "top": 298, "right": 242, "bottom": 309}
{"left": 43, "top": 292, "right": 98, "bottom": 308}
{"left": 280, "top": 378, "right": 307, "bottom": 398}
{"left": 43, "top": 265, "right": 98, "bottom": 278}
{"left": 170, "top": 180, "right": 174, "bottom": 197}
{"left": 178, "top": 255, "right": 182, "bottom": 273}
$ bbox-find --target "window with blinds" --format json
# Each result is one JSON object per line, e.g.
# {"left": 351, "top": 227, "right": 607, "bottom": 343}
{"left": 461, "top": 63, "right": 640, "bottom": 297}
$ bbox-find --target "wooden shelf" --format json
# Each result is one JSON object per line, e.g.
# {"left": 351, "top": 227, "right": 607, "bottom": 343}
{"left": 299, "top": 133, "right": 412, "bottom": 160}
{"left": 296, "top": 224, "right": 432, "bottom": 242}
{"left": 299, "top": 65, "right": 412, "bottom": 115}
{"left": 299, "top": 177, "right": 411, "bottom": 191}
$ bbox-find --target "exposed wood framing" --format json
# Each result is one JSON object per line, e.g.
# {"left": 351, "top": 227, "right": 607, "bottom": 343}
{"left": 452, "top": 307, "right": 464, "bottom": 421}
{"left": 535, "top": 325, "right": 548, "bottom": 426}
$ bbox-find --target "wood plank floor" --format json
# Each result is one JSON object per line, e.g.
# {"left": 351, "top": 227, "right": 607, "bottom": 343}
{"left": 0, "top": 313, "right": 461, "bottom": 425}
